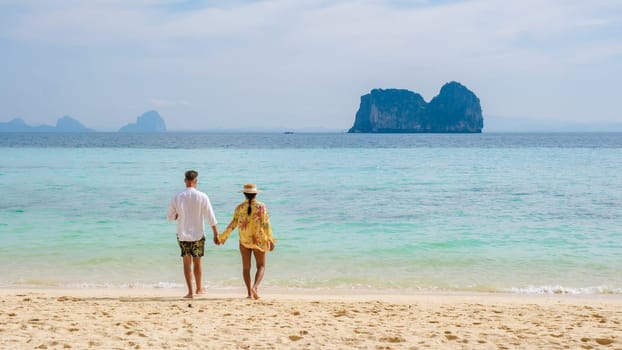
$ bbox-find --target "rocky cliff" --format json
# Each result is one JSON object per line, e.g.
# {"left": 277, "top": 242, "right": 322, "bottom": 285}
{"left": 54, "top": 116, "right": 95, "bottom": 132}
{"left": 0, "top": 116, "right": 94, "bottom": 132}
{"left": 348, "top": 82, "right": 483, "bottom": 133}
{"left": 118, "top": 110, "right": 167, "bottom": 132}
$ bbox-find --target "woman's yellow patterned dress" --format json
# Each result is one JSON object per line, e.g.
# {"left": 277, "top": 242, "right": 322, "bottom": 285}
{"left": 218, "top": 199, "right": 275, "bottom": 252}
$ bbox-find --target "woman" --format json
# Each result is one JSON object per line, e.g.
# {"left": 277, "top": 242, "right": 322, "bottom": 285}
{"left": 218, "top": 184, "right": 276, "bottom": 299}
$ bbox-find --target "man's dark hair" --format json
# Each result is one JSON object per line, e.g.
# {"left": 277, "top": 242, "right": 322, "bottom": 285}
{"left": 185, "top": 170, "right": 198, "bottom": 182}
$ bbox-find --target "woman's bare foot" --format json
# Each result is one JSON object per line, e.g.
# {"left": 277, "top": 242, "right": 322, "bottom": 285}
{"left": 183, "top": 293, "right": 193, "bottom": 299}
{"left": 196, "top": 288, "right": 206, "bottom": 295}
{"left": 251, "top": 288, "right": 260, "bottom": 300}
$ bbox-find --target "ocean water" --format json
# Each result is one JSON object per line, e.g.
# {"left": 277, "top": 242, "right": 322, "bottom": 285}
{"left": 1, "top": 132, "right": 621, "bottom": 294}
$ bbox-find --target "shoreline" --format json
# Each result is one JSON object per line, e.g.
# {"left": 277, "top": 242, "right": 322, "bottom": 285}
{"left": 3, "top": 286, "right": 622, "bottom": 308}
{"left": 2, "top": 288, "right": 621, "bottom": 349}
{"left": 2, "top": 284, "right": 621, "bottom": 299}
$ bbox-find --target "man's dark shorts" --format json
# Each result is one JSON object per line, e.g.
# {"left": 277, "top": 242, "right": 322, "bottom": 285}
{"left": 178, "top": 237, "right": 205, "bottom": 257}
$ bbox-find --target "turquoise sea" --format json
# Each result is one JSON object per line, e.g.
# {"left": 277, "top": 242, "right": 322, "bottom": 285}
{"left": 1, "top": 132, "right": 621, "bottom": 294}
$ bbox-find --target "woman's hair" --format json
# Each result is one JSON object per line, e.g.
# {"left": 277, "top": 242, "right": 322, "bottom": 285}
{"left": 244, "top": 192, "right": 256, "bottom": 215}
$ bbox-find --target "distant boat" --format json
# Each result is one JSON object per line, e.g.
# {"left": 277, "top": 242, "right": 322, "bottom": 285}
{"left": 283, "top": 131, "right": 294, "bottom": 134}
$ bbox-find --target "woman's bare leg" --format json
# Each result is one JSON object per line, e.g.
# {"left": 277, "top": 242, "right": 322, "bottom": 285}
{"left": 251, "top": 249, "right": 266, "bottom": 299}
{"left": 239, "top": 244, "right": 253, "bottom": 298}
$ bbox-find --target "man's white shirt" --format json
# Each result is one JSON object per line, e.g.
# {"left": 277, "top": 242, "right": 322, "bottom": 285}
{"left": 167, "top": 187, "right": 217, "bottom": 241}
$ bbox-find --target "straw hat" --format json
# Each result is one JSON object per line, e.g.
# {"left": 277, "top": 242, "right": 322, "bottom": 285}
{"left": 241, "top": 183, "right": 262, "bottom": 193}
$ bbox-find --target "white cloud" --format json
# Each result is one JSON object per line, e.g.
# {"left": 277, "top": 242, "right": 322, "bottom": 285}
{"left": 4, "top": 0, "right": 620, "bottom": 66}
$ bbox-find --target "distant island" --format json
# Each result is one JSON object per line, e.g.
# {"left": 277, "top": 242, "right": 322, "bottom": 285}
{"left": 119, "top": 110, "right": 167, "bottom": 133}
{"left": 0, "top": 110, "right": 167, "bottom": 133}
{"left": 0, "top": 116, "right": 94, "bottom": 132}
{"left": 348, "top": 81, "right": 483, "bottom": 133}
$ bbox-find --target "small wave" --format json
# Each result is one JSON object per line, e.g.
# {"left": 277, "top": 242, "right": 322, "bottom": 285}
{"left": 66, "top": 281, "right": 240, "bottom": 290}
{"left": 152, "top": 282, "right": 183, "bottom": 289}
{"left": 505, "top": 285, "right": 622, "bottom": 295}
{"left": 62, "top": 281, "right": 185, "bottom": 289}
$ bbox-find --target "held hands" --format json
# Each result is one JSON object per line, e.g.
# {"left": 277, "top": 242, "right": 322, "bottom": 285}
{"left": 214, "top": 233, "right": 227, "bottom": 246}
{"left": 211, "top": 225, "right": 221, "bottom": 246}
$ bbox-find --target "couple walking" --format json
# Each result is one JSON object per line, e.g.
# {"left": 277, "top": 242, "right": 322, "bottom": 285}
{"left": 167, "top": 170, "right": 276, "bottom": 299}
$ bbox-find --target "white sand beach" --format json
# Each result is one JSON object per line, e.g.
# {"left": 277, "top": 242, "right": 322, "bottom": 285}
{"left": 1, "top": 288, "right": 621, "bottom": 349}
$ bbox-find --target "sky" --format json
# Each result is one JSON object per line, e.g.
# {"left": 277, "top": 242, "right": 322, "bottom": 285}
{"left": 0, "top": 0, "right": 621, "bottom": 131}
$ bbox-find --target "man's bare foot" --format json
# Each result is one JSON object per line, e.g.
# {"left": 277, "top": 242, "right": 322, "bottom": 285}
{"left": 183, "top": 293, "right": 193, "bottom": 299}
{"left": 196, "top": 289, "right": 206, "bottom": 295}
{"left": 251, "top": 288, "right": 260, "bottom": 300}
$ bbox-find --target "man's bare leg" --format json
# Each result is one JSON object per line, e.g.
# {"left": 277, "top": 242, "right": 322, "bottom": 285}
{"left": 251, "top": 249, "right": 266, "bottom": 300}
{"left": 193, "top": 257, "right": 205, "bottom": 294}
{"left": 182, "top": 255, "right": 193, "bottom": 299}
{"left": 239, "top": 244, "right": 253, "bottom": 298}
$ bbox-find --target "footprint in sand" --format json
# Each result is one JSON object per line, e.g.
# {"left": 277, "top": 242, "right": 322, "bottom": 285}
{"left": 595, "top": 338, "right": 613, "bottom": 345}
{"left": 56, "top": 296, "right": 80, "bottom": 302}
{"left": 333, "top": 309, "right": 348, "bottom": 317}
{"left": 379, "top": 336, "right": 405, "bottom": 343}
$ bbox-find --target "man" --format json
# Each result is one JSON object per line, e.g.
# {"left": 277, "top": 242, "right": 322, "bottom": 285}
{"left": 167, "top": 170, "right": 219, "bottom": 299}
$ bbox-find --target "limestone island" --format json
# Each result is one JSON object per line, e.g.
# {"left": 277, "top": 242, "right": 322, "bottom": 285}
{"left": 348, "top": 81, "right": 483, "bottom": 133}
{"left": 0, "top": 116, "right": 94, "bottom": 132}
{"left": 118, "top": 110, "right": 167, "bottom": 132}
